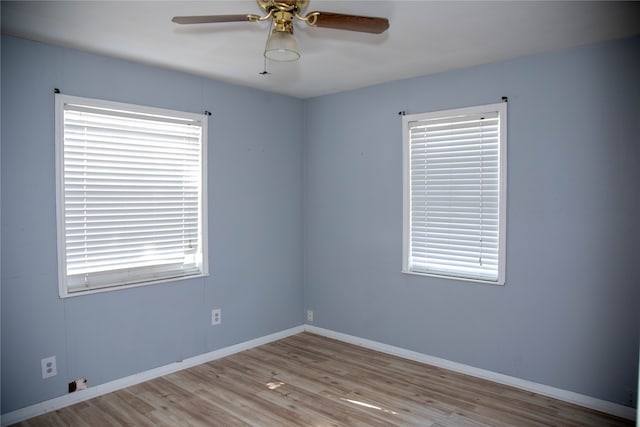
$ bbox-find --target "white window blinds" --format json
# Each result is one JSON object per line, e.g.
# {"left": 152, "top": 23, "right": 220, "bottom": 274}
{"left": 403, "top": 103, "right": 506, "bottom": 284}
{"left": 55, "top": 95, "right": 208, "bottom": 296}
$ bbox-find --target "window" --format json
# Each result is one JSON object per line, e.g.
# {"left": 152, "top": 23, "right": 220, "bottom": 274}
{"left": 402, "top": 102, "right": 506, "bottom": 284}
{"left": 55, "top": 94, "right": 208, "bottom": 297}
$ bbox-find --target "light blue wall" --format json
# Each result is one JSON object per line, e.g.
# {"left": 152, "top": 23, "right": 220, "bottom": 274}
{"left": 1, "top": 36, "right": 304, "bottom": 413}
{"left": 303, "top": 37, "right": 640, "bottom": 407}
{"left": 2, "top": 32, "right": 639, "bottom": 416}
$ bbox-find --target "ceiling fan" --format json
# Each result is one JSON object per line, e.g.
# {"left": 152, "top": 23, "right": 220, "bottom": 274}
{"left": 172, "top": 0, "right": 390, "bottom": 62}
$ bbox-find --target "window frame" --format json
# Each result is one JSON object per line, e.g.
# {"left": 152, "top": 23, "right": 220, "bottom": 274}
{"left": 402, "top": 102, "right": 507, "bottom": 285}
{"left": 55, "top": 94, "right": 209, "bottom": 298}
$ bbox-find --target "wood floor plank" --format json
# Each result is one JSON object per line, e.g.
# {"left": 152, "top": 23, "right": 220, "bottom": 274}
{"left": 14, "top": 333, "right": 632, "bottom": 426}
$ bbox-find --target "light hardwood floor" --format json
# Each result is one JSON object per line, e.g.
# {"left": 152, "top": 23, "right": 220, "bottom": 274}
{"left": 16, "top": 333, "right": 632, "bottom": 426}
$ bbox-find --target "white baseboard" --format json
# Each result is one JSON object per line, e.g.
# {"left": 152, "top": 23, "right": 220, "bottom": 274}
{"left": 304, "top": 325, "right": 636, "bottom": 421}
{"left": 1, "top": 325, "right": 304, "bottom": 427}
{"left": 3, "top": 324, "right": 635, "bottom": 425}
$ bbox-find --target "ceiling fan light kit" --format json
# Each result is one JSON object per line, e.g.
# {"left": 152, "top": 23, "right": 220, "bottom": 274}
{"left": 265, "top": 30, "right": 301, "bottom": 62}
{"left": 265, "top": 10, "right": 301, "bottom": 61}
{"left": 172, "top": 0, "right": 389, "bottom": 62}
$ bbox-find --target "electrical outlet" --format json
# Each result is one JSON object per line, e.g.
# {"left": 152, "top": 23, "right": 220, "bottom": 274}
{"left": 41, "top": 356, "right": 57, "bottom": 379}
{"left": 212, "top": 308, "right": 221, "bottom": 326}
{"left": 626, "top": 389, "right": 637, "bottom": 407}
{"left": 306, "top": 309, "right": 313, "bottom": 322}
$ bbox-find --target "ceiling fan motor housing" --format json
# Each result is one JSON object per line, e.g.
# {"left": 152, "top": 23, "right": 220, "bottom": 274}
{"left": 258, "top": 0, "right": 309, "bottom": 14}
{"left": 273, "top": 11, "right": 295, "bottom": 33}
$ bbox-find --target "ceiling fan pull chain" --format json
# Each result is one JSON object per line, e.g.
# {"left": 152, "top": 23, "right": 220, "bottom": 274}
{"left": 260, "top": 55, "right": 271, "bottom": 75}
{"left": 260, "top": 19, "right": 273, "bottom": 74}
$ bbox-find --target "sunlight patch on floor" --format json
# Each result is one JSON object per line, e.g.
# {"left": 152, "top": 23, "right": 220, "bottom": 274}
{"left": 266, "top": 381, "right": 285, "bottom": 390}
{"left": 341, "top": 397, "right": 399, "bottom": 415}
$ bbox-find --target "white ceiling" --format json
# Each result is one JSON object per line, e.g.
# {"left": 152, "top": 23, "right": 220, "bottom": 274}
{"left": 2, "top": 1, "right": 640, "bottom": 99}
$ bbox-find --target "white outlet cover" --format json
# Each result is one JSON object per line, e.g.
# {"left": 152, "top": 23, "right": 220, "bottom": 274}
{"left": 41, "top": 356, "right": 57, "bottom": 379}
{"left": 212, "top": 309, "right": 221, "bottom": 325}
{"left": 307, "top": 310, "right": 313, "bottom": 322}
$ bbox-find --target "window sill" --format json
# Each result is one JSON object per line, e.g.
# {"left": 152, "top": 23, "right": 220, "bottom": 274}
{"left": 401, "top": 269, "right": 504, "bottom": 286}
{"left": 58, "top": 272, "right": 209, "bottom": 298}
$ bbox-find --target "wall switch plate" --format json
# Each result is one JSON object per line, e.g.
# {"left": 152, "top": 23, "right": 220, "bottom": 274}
{"left": 212, "top": 308, "right": 221, "bottom": 326}
{"left": 307, "top": 309, "right": 314, "bottom": 322}
{"left": 41, "top": 356, "right": 57, "bottom": 379}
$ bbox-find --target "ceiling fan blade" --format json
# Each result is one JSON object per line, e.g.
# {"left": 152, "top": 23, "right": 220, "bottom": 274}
{"left": 171, "top": 15, "right": 252, "bottom": 25}
{"left": 307, "top": 11, "right": 389, "bottom": 34}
